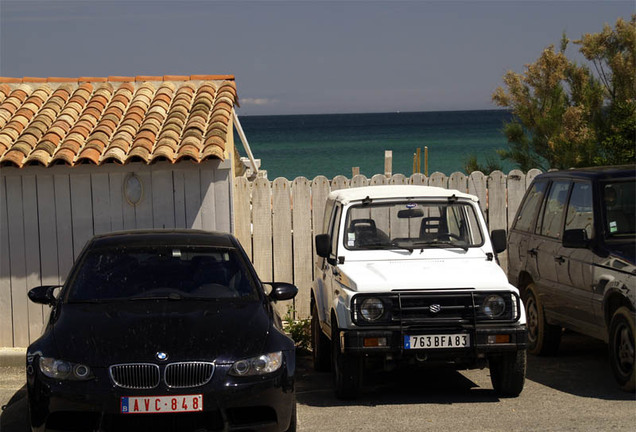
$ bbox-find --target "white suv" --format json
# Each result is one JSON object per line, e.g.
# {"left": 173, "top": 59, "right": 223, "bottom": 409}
{"left": 311, "top": 185, "right": 527, "bottom": 399}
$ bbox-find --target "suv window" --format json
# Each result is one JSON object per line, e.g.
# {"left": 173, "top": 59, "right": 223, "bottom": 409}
{"left": 514, "top": 180, "right": 548, "bottom": 232}
{"left": 565, "top": 182, "right": 594, "bottom": 239}
{"left": 602, "top": 180, "right": 636, "bottom": 238}
{"left": 538, "top": 181, "right": 571, "bottom": 239}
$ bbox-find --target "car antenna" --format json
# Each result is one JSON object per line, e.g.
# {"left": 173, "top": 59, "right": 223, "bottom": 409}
{"left": 362, "top": 196, "right": 372, "bottom": 206}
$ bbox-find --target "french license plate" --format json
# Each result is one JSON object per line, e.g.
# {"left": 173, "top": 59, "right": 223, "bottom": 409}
{"left": 121, "top": 394, "right": 203, "bottom": 414}
{"left": 404, "top": 334, "right": 470, "bottom": 349}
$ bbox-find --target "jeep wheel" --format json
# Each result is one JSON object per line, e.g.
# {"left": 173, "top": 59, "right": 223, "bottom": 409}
{"left": 331, "top": 320, "right": 362, "bottom": 399}
{"left": 524, "top": 284, "right": 561, "bottom": 355}
{"left": 311, "top": 303, "right": 331, "bottom": 372}
{"left": 609, "top": 306, "right": 635, "bottom": 392}
{"left": 489, "top": 350, "right": 526, "bottom": 397}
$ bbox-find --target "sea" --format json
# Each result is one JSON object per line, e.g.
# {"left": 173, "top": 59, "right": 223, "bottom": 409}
{"left": 234, "top": 110, "right": 516, "bottom": 180}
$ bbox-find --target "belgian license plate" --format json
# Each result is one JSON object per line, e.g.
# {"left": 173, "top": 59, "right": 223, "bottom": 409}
{"left": 121, "top": 394, "right": 203, "bottom": 414}
{"left": 404, "top": 334, "right": 470, "bottom": 349}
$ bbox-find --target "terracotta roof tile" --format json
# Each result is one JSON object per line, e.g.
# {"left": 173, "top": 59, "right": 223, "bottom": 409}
{"left": 0, "top": 76, "right": 237, "bottom": 167}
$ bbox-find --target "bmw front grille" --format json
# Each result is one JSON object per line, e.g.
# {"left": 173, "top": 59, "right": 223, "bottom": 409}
{"left": 109, "top": 363, "right": 160, "bottom": 389}
{"left": 165, "top": 362, "right": 215, "bottom": 388}
{"left": 109, "top": 362, "right": 214, "bottom": 389}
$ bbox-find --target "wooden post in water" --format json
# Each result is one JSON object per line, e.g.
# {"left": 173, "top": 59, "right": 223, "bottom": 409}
{"left": 352, "top": 167, "right": 360, "bottom": 177}
{"left": 424, "top": 146, "right": 429, "bottom": 176}
{"left": 384, "top": 150, "right": 393, "bottom": 178}
{"left": 416, "top": 148, "right": 421, "bottom": 173}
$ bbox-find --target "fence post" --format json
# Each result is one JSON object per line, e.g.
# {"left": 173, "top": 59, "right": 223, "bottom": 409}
{"left": 292, "top": 177, "right": 313, "bottom": 319}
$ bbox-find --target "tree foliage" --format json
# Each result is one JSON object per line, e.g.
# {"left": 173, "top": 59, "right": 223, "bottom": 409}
{"left": 492, "top": 15, "right": 635, "bottom": 171}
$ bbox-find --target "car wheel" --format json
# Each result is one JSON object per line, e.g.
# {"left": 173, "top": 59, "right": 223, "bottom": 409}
{"left": 331, "top": 319, "right": 361, "bottom": 399}
{"left": 311, "top": 303, "right": 331, "bottom": 372}
{"left": 609, "top": 306, "right": 635, "bottom": 392}
{"left": 284, "top": 398, "right": 297, "bottom": 432}
{"left": 489, "top": 350, "right": 527, "bottom": 397}
{"left": 524, "top": 284, "right": 561, "bottom": 355}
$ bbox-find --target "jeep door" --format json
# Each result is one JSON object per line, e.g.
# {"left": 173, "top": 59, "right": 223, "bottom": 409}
{"left": 318, "top": 203, "right": 343, "bottom": 330}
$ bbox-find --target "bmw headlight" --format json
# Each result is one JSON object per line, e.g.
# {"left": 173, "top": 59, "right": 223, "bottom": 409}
{"left": 39, "top": 357, "right": 93, "bottom": 380}
{"left": 360, "top": 298, "right": 385, "bottom": 321}
{"left": 481, "top": 295, "right": 506, "bottom": 318}
{"left": 228, "top": 352, "right": 283, "bottom": 377}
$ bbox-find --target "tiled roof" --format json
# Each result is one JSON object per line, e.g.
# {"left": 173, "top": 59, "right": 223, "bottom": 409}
{"left": 0, "top": 75, "right": 238, "bottom": 168}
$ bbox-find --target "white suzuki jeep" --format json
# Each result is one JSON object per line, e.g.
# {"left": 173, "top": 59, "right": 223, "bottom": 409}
{"left": 311, "top": 185, "right": 527, "bottom": 399}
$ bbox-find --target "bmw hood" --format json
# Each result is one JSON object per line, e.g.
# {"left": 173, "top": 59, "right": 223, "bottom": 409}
{"left": 50, "top": 300, "right": 270, "bottom": 367}
{"left": 338, "top": 258, "right": 512, "bottom": 292}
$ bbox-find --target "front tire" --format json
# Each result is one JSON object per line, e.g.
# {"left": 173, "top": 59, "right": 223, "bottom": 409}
{"left": 489, "top": 350, "right": 527, "bottom": 397}
{"left": 311, "top": 303, "right": 331, "bottom": 372}
{"left": 284, "top": 398, "right": 297, "bottom": 432}
{"left": 524, "top": 284, "right": 561, "bottom": 355}
{"left": 331, "top": 320, "right": 362, "bottom": 399}
{"left": 609, "top": 306, "right": 635, "bottom": 392}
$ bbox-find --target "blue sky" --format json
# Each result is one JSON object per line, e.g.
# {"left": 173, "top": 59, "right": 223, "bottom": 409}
{"left": 1, "top": 1, "right": 633, "bottom": 115}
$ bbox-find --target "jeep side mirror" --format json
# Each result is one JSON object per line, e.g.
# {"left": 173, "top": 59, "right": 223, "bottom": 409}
{"left": 491, "top": 229, "right": 507, "bottom": 254}
{"left": 563, "top": 229, "right": 589, "bottom": 249}
{"left": 315, "top": 234, "right": 331, "bottom": 258}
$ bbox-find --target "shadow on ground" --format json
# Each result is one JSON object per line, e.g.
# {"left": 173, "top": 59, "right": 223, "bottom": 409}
{"left": 2, "top": 331, "right": 632, "bottom": 431}
{"left": 525, "top": 330, "right": 632, "bottom": 401}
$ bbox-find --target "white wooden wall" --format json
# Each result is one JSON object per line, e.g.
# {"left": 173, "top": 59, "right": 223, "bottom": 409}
{"left": 0, "top": 159, "right": 232, "bottom": 348}
{"left": 234, "top": 169, "right": 542, "bottom": 320}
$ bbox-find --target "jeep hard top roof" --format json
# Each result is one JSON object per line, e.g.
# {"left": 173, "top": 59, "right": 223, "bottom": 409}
{"left": 327, "top": 185, "right": 478, "bottom": 205}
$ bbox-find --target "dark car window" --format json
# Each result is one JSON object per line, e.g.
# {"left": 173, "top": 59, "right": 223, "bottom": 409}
{"left": 514, "top": 180, "right": 548, "bottom": 232}
{"left": 538, "top": 181, "right": 571, "bottom": 239}
{"left": 602, "top": 180, "right": 636, "bottom": 238}
{"left": 565, "top": 182, "right": 594, "bottom": 239}
{"left": 66, "top": 246, "right": 258, "bottom": 302}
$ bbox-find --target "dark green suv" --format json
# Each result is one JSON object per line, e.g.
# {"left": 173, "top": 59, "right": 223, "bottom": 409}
{"left": 508, "top": 165, "right": 635, "bottom": 392}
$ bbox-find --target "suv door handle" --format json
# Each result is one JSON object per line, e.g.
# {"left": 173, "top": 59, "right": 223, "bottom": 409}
{"left": 528, "top": 248, "right": 538, "bottom": 257}
{"left": 554, "top": 256, "right": 565, "bottom": 264}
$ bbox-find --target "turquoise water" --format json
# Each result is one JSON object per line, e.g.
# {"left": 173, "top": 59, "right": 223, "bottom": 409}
{"left": 235, "top": 110, "right": 515, "bottom": 180}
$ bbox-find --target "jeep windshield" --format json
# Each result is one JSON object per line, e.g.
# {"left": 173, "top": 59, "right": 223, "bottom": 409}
{"left": 602, "top": 180, "right": 635, "bottom": 239}
{"left": 343, "top": 201, "right": 484, "bottom": 251}
{"left": 65, "top": 246, "right": 259, "bottom": 302}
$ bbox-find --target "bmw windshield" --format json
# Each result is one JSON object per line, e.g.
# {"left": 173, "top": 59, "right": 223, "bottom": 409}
{"left": 64, "top": 246, "right": 259, "bottom": 302}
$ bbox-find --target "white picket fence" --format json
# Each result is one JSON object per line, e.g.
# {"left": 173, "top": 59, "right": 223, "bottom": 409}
{"left": 233, "top": 169, "right": 542, "bottom": 319}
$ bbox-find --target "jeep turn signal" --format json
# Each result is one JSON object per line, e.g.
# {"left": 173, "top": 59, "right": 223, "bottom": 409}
{"left": 487, "top": 334, "right": 511, "bottom": 344}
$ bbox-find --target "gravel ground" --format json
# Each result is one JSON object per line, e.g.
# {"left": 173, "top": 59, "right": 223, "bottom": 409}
{"left": 2, "top": 332, "right": 635, "bottom": 432}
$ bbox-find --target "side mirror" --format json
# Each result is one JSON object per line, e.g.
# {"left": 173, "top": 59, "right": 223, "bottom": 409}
{"left": 315, "top": 234, "right": 331, "bottom": 258}
{"left": 28, "top": 285, "right": 61, "bottom": 306}
{"left": 563, "top": 229, "right": 589, "bottom": 249}
{"left": 267, "top": 283, "right": 298, "bottom": 302}
{"left": 491, "top": 229, "right": 507, "bottom": 254}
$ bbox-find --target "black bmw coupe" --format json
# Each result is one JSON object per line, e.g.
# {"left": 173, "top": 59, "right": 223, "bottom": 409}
{"left": 26, "top": 230, "right": 298, "bottom": 432}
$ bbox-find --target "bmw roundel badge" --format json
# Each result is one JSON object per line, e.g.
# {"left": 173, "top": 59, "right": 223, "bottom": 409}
{"left": 156, "top": 352, "right": 169, "bottom": 361}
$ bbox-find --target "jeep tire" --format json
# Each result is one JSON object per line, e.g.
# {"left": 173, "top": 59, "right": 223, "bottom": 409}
{"left": 524, "top": 284, "right": 561, "bottom": 355}
{"left": 609, "top": 306, "right": 635, "bottom": 392}
{"left": 331, "top": 319, "right": 362, "bottom": 399}
{"left": 311, "top": 303, "right": 331, "bottom": 372}
{"left": 489, "top": 350, "right": 526, "bottom": 397}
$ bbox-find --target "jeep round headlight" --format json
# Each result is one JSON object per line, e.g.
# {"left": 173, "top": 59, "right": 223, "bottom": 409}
{"left": 360, "top": 298, "right": 385, "bottom": 321}
{"left": 482, "top": 295, "right": 506, "bottom": 318}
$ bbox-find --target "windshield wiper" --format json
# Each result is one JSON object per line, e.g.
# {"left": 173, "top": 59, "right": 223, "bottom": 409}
{"left": 129, "top": 292, "right": 183, "bottom": 301}
{"left": 414, "top": 240, "right": 469, "bottom": 252}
